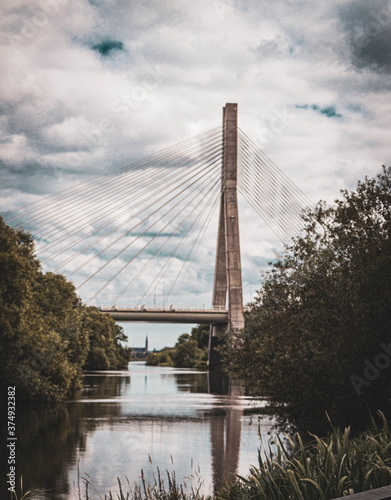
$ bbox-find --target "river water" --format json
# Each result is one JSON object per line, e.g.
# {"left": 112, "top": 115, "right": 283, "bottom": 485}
{"left": 7, "top": 362, "right": 274, "bottom": 499}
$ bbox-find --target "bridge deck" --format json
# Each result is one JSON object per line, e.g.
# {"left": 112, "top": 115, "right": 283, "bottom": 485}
{"left": 99, "top": 307, "right": 228, "bottom": 324}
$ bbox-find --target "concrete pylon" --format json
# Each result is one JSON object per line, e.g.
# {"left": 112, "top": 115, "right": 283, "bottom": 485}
{"left": 208, "top": 103, "right": 244, "bottom": 368}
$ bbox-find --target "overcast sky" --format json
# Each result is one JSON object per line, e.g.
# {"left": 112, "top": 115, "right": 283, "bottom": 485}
{"left": 1, "top": 0, "right": 390, "bottom": 348}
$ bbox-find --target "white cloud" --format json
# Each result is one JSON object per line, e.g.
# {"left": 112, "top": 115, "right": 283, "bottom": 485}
{"left": 1, "top": 0, "right": 390, "bottom": 312}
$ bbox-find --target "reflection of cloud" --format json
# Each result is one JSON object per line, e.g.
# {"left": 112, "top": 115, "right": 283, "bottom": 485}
{"left": 74, "top": 366, "right": 270, "bottom": 497}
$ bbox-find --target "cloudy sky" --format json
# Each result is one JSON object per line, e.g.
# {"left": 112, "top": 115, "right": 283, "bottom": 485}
{"left": 1, "top": 0, "right": 390, "bottom": 348}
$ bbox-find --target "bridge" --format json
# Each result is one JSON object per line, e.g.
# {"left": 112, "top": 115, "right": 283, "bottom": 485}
{"left": 98, "top": 305, "right": 228, "bottom": 324}
{"left": 3, "top": 103, "right": 312, "bottom": 366}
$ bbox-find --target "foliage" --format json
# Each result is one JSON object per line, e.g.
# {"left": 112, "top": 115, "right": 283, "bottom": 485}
{"left": 0, "top": 216, "right": 132, "bottom": 402}
{"left": 13, "top": 414, "right": 391, "bottom": 499}
{"left": 80, "top": 467, "right": 213, "bottom": 500}
{"left": 82, "top": 307, "right": 132, "bottom": 370}
{"left": 219, "top": 412, "right": 391, "bottom": 500}
{"left": 146, "top": 325, "right": 209, "bottom": 368}
{"left": 190, "top": 324, "right": 210, "bottom": 350}
{"left": 222, "top": 166, "right": 391, "bottom": 434}
{"left": 171, "top": 334, "right": 202, "bottom": 368}
{"left": 60, "top": 413, "right": 391, "bottom": 500}
{"left": 147, "top": 348, "right": 174, "bottom": 367}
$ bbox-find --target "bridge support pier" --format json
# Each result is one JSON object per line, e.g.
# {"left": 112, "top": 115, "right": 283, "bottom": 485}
{"left": 209, "top": 103, "right": 244, "bottom": 368}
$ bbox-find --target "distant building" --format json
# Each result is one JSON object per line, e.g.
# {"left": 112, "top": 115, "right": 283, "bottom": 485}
{"left": 131, "top": 335, "right": 149, "bottom": 358}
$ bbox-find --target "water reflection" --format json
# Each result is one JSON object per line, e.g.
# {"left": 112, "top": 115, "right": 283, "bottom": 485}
{"left": 2, "top": 363, "right": 270, "bottom": 499}
{"left": 210, "top": 378, "right": 243, "bottom": 491}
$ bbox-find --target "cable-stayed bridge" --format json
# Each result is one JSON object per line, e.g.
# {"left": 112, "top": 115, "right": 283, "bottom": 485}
{"left": 3, "top": 103, "right": 312, "bottom": 364}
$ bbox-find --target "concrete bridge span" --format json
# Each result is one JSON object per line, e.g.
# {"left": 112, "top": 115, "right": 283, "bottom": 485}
{"left": 100, "top": 307, "right": 228, "bottom": 324}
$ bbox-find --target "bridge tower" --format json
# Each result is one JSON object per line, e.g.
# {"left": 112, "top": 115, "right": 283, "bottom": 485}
{"left": 209, "top": 103, "right": 244, "bottom": 367}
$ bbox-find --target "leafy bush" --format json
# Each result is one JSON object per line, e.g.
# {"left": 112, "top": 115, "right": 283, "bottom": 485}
{"left": 220, "top": 412, "right": 391, "bottom": 500}
{"left": 222, "top": 167, "right": 391, "bottom": 434}
{"left": 146, "top": 325, "right": 209, "bottom": 368}
{"left": 0, "top": 216, "right": 132, "bottom": 402}
{"left": 71, "top": 413, "right": 391, "bottom": 500}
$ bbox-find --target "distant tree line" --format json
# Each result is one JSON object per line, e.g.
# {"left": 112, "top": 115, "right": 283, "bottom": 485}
{"left": 146, "top": 324, "right": 209, "bottom": 368}
{"left": 0, "top": 216, "right": 132, "bottom": 402}
{"left": 222, "top": 166, "right": 391, "bottom": 435}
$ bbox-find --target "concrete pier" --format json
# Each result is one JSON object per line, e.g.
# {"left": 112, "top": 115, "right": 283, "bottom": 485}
{"left": 209, "top": 103, "right": 244, "bottom": 367}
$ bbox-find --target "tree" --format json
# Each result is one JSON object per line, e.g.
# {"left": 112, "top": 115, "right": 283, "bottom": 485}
{"left": 0, "top": 217, "right": 87, "bottom": 400}
{"left": 222, "top": 167, "right": 391, "bottom": 435}
{"left": 172, "top": 334, "right": 201, "bottom": 368}
{"left": 82, "top": 307, "right": 132, "bottom": 370}
{"left": 0, "top": 216, "right": 132, "bottom": 402}
{"left": 146, "top": 326, "right": 209, "bottom": 368}
{"left": 146, "top": 348, "right": 173, "bottom": 366}
{"left": 191, "top": 324, "right": 210, "bottom": 349}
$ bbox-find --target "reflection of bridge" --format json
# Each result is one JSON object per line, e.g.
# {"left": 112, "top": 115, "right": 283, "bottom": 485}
{"left": 4, "top": 103, "right": 312, "bottom": 365}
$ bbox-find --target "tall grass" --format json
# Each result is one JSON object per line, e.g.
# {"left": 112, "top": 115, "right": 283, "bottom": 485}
{"left": 219, "top": 411, "right": 391, "bottom": 499}
{"left": 14, "top": 412, "right": 391, "bottom": 499}
{"left": 79, "top": 466, "right": 213, "bottom": 500}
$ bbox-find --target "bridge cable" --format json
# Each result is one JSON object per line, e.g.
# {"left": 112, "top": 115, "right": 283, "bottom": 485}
{"left": 78, "top": 157, "right": 221, "bottom": 292}
{"left": 238, "top": 129, "right": 312, "bottom": 207}
{"left": 4, "top": 126, "right": 221, "bottom": 224}
{"left": 237, "top": 129, "right": 313, "bottom": 243}
{"left": 21, "top": 130, "right": 223, "bottom": 237}
{"left": 68, "top": 155, "right": 222, "bottom": 280}
{"left": 41, "top": 142, "right": 223, "bottom": 264}
{"left": 239, "top": 144, "right": 309, "bottom": 219}
{"left": 168, "top": 191, "right": 221, "bottom": 306}
{"left": 112, "top": 176, "right": 221, "bottom": 305}
{"left": 134, "top": 181, "right": 221, "bottom": 307}
{"left": 85, "top": 166, "right": 221, "bottom": 303}
{"left": 239, "top": 157, "right": 305, "bottom": 240}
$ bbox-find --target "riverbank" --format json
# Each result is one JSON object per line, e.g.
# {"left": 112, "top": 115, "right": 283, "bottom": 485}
{"left": 4, "top": 363, "right": 267, "bottom": 499}
{"left": 62, "top": 412, "right": 391, "bottom": 500}
{"left": 145, "top": 325, "right": 209, "bottom": 369}
{"left": 7, "top": 366, "right": 391, "bottom": 500}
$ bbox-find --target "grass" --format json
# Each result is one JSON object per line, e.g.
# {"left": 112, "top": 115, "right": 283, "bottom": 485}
{"left": 79, "top": 466, "right": 213, "bottom": 500}
{"left": 11, "top": 412, "right": 391, "bottom": 500}
{"left": 218, "top": 411, "right": 391, "bottom": 499}
{"left": 7, "top": 476, "right": 47, "bottom": 500}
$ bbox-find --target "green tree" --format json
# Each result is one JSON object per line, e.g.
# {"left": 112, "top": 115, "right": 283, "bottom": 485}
{"left": 82, "top": 307, "right": 132, "bottom": 370}
{"left": 0, "top": 216, "right": 132, "bottom": 401}
{"left": 191, "top": 324, "right": 210, "bottom": 349}
{"left": 172, "top": 333, "right": 205, "bottom": 368}
{"left": 146, "top": 326, "right": 209, "bottom": 368}
{"left": 146, "top": 352, "right": 159, "bottom": 366}
{"left": 33, "top": 272, "right": 89, "bottom": 392}
{"left": 0, "top": 217, "right": 88, "bottom": 400}
{"left": 223, "top": 167, "right": 391, "bottom": 434}
{"left": 146, "top": 348, "right": 173, "bottom": 366}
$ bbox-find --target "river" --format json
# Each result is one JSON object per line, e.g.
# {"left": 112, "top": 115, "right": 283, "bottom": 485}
{"left": 7, "top": 362, "right": 274, "bottom": 499}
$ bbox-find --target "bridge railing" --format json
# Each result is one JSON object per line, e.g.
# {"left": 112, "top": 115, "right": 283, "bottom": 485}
{"left": 98, "top": 304, "right": 228, "bottom": 312}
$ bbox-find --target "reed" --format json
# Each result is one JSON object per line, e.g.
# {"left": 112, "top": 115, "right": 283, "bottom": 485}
{"left": 79, "top": 465, "right": 213, "bottom": 500}
{"left": 8, "top": 475, "right": 47, "bottom": 500}
{"left": 219, "top": 411, "right": 391, "bottom": 499}
{"left": 16, "top": 412, "right": 391, "bottom": 499}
